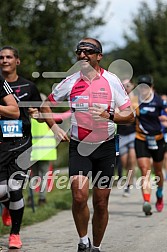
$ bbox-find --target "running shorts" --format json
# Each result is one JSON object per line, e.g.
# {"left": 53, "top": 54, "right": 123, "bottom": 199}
{"left": 69, "top": 138, "right": 116, "bottom": 188}
{"left": 0, "top": 145, "right": 30, "bottom": 182}
{"left": 135, "top": 138, "right": 165, "bottom": 162}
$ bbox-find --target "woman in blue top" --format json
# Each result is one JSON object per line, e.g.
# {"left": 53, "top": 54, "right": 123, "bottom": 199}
{"left": 134, "top": 75, "right": 167, "bottom": 216}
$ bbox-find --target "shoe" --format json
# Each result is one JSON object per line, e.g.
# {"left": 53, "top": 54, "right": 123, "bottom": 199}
{"left": 9, "top": 234, "right": 22, "bottom": 249}
{"left": 155, "top": 196, "right": 164, "bottom": 212}
{"left": 77, "top": 238, "right": 91, "bottom": 252}
{"left": 2, "top": 207, "right": 12, "bottom": 226}
{"left": 142, "top": 201, "right": 152, "bottom": 216}
{"left": 123, "top": 186, "right": 130, "bottom": 197}
{"left": 91, "top": 249, "right": 101, "bottom": 252}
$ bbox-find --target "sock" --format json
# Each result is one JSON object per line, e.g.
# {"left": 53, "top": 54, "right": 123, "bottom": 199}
{"left": 143, "top": 193, "right": 150, "bottom": 202}
{"left": 156, "top": 187, "right": 163, "bottom": 198}
{"left": 80, "top": 235, "right": 89, "bottom": 247}
{"left": 10, "top": 207, "right": 24, "bottom": 234}
{"left": 92, "top": 245, "right": 101, "bottom": 250}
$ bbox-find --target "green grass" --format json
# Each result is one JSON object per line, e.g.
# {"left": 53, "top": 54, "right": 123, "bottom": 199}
{"left": 0, "top": 173, "right": 72, "bottom": 236}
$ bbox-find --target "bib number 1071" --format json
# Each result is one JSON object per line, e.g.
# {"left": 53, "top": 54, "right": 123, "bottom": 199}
{"left": 3, "top": 124, "right": 19, "bottom": 132}
{"left": 0, "top": 120, "right": 23, "bottom": 137}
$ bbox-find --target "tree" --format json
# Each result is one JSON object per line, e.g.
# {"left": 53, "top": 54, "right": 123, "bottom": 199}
{"left": 104, "top": 0, "right": 167, "bottom": 94}
{"left": 0, "top": 0, "right": 105, "bottom": 94}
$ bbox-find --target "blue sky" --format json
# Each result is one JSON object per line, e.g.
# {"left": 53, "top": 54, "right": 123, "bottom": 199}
{"left": 92, "top": 0, "right": 167, "bottom": 52}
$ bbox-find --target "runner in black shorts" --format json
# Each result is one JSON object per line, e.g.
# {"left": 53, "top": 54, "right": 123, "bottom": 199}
{"left": 0, "top": 46, "right": 41, "bottom": 249}
{"left": 133, "top": 75, "right": 167, "bottom": 216}
{"left": 41, "top": 38, "right": 135, "bottom": 252}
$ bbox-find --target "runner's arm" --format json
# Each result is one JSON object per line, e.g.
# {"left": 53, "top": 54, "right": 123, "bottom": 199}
{"left": 40, "top": 99, "right": 70, "bottom": 142}
{"left": 0, "top": 94, "right": 20, "bottom": 119}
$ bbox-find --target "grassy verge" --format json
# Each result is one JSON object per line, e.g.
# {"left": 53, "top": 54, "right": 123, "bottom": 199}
{"left": 0, "top": 173, "right": 72, "bottom": 236}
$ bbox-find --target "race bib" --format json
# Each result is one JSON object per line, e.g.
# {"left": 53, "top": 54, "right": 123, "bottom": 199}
{"left": 72, "top": 102, "right": 89, "bottom": 111}
{"left": 146, "top": 135, "right": 158, "bottom": 150}
{"left": 0, "top": 120, "right": 23, "bottom": 137}
{"left": 71, "top": 96, "right": 89, "bottom": 111}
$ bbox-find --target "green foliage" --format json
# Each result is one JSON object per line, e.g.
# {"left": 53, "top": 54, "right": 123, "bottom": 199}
{"left": 0, "top": 0, "right": 105, "bottom": 94}
{"left": 105, "top": 0, "right": 167, "bottom": 94}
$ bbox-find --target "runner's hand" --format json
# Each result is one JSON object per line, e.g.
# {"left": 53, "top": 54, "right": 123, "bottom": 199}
{"left": 51, "top": 123, "right": 70, "bottom": 142}
{"left": 89, "top": 104, "right": 109, "bottom": 121}
{"left": 28, "top": 108, "right": 39, "bottom": 118}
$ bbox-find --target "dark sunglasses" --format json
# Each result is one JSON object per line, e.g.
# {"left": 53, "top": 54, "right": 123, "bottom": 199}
{"left": 75, "top": 49, "right": 98, "bottom": 56}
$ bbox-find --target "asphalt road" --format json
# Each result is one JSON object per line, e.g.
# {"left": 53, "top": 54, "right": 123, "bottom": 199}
{"left": 1, "top": 181, "right": 167, "bottom": 252}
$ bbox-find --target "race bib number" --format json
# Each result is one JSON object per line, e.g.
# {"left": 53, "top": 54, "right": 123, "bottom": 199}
{"left": 71, "top": 96, "right": 89, "bottom": 111}
{"left": 72, "top": 102, "right": 89, "bottom": 111}
{"left": 0, "top": 120, "right": 23, "bottom": 137}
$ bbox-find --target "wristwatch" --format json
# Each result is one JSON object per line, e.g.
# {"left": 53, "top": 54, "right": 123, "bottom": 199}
{"left": 109, "top": 113, "right": 114, "bottom": 121}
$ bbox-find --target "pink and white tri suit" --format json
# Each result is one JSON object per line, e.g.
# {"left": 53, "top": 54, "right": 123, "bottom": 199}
{"left": 48, "top": 68, "right": 131, "bottom": 143}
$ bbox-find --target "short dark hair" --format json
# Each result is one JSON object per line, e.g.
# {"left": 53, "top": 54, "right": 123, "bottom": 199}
{"left": 0, "top": 46, "right": 19, "bottom": 58}
{"left": 81, "top": 37, "right": 102, "bottom": 53}
{"left": 92, "top": 38, "right": 102, "bottom": 53}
